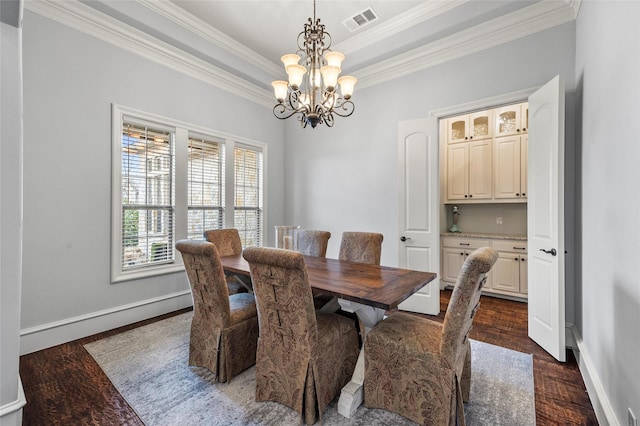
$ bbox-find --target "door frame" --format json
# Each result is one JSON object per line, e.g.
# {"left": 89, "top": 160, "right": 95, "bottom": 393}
{"left": 422, "top": 86, "right": 569, "bottom": 356}
{"left": 426, "top": 88, "right": 538, "bottom": 289}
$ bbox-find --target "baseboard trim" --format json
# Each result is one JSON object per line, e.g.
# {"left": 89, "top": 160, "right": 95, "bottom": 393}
{"left": 569, "top": 324, "right": 617, "bottom": 426}
{"left": 20, "top": 290, "right": 193, "bottom": 355}
{"left": 0, "top": 378, "right": 26, "bottom": 425}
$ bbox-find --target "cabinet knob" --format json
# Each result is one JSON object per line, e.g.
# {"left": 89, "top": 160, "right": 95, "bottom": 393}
{"left": 514, "top": 257, "right": 518, "bottom": 261}
{"left": 469, "top": 194, "right": 473, "bottom": 198}
{"left": 464, "top": 195, "right": 468, "bottom": 198}
{"left": 521, "top": 258, "right": 526, "bottom": 262}
{"left": 469, "top": 136, "right": 473, "bottom": 139}
{"left": 517, "top": 128, "right": 521, "bottom": 132}
{"left": 460, "top": 252, "right": 464, "bottom": 256}
{"left": 522, "top": 128, "right": 526, "bottom": 132}
{"left": 516, "top": 193, "right": 520, "bottom": 196}
{"left": 522, "top": 193, "right": 525, "bottom": 197}
{"left": 465, "top": 136, "right": 468, "bottom": 140}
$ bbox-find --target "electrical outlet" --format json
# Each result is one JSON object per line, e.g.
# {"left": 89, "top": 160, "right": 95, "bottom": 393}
{"left": 629, "top": 408, "right": 637, "bottom": 426}
{"left": 496, "top": 217, "right": 503, "bottom": 225}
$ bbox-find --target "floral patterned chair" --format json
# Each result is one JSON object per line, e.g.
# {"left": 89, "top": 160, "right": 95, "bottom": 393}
{"left": 242, "top": 247, "right": 360, "bottom": 424}
{"left": 363, "top": 246, "right": 498, "bottom": 426}
{"left": 203, "top": 228, "right": 249, "bottom": 294}
{"left": 338, "top": 231, "right": 383, "bottom": 265}
{"left": 296, "top": 230, "right": 331, "bottom": 257}
{"left": 315, "top": 231, "right": 384, "bottom": 312}
{"left": 176, "top": 239, "right": 259, "bottom": 383}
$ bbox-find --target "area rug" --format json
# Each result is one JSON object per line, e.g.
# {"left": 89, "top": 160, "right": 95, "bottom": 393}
{"left": 85, "top": 312, "right": 535, "bottom": 425}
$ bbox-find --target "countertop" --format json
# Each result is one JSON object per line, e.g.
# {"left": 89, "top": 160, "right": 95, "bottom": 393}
{"left": 441, "top": 232, "right": 527, "bottom": 241}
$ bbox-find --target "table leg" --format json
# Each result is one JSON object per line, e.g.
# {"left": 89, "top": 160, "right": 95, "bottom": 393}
{"left": 228, "top": 273, "right": 253, "bottom": 294}
{"left": 336, "top": 299, "right": 385, "bottom": 418}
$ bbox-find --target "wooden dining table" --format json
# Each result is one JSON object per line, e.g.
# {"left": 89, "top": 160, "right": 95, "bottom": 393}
{"left": 220, "top": 252, "right": 437, "bottom": 418}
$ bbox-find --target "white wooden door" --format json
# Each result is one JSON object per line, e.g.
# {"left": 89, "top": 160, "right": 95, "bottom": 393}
{"left": 397, "top": 117, "right": 440, "bottom": 315}
{"left": 528, "top": 75, "right": 566, "bottom": 362}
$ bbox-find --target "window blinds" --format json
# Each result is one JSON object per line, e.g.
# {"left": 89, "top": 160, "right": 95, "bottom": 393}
{"left": 187, "top": 136, "right": 224, "bottom": 240}
{"left": 234, "top": 145, "right": 263, "bottom": 247}
{"left": 121, "top": 121, "right": 174, "bottom": 269}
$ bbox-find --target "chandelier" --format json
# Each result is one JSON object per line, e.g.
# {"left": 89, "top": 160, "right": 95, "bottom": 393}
{"left": 271, "top": 0, "right": 357, "bottom": 128}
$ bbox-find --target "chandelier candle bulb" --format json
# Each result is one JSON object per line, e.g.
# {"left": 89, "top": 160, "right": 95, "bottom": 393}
{"left": 281, "top": 54, "right": 300, "bottom": 67}
{"left": 271, "top": 81, "right": 289, "bottom": 102}
{"left": 338, "top": 75, "right": 357, "bottom": 99}
{"left": 325, "top": 51, "right": 345, "bottom": 68}
{"left": 285, "top": 64, "right": 306, "bottom": 88}
{"left": 321, "top": 66, "right": 340, "bottom": 90}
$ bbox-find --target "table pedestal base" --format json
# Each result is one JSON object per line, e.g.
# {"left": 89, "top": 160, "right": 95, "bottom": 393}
{"left": 336, "top": 300, "right": 385, "bottom": 418}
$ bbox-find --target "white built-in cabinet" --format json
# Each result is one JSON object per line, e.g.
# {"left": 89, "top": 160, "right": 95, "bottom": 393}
{"left": 490, "top": 240, "right": 528, "bottom": 296}
{"left": 494, "top": 103, "right": 528, "bottom": 137}
{"left": 447, "top": 110, "right": 493, "bottom": 143}
{"left": 446, "top": 140, "right": 492, "bottom": 200}
{"left": 441, "top": 236, "right": 528, "bottom": 299}
{"left": 444, "top": 102, "right": 528, "bottom": 204}
{"left": 441, "top": 237, "right": 489, "bottom": 282}
{"left": 494, "top": 135, "right": 528, "bottom": 199}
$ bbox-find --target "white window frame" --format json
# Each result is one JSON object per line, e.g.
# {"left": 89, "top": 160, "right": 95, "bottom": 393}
{"left": 111, "top": 104, "right": 268, "bottom": 283}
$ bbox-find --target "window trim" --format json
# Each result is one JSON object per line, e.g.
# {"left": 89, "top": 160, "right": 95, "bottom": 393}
{"left": 111, "top": 104, "right": 268, "bottom": 283}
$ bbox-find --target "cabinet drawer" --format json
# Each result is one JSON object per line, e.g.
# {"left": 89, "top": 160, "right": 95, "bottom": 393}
{"left": 492, "top": 240, "right": 527, "bottom": 253}
{"left": 442, "top": 237, "right": 489, "bottom": 250}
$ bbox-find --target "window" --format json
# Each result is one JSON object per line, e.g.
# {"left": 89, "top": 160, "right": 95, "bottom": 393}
{"left": 120, "top": 120, "right": 175, "bottom": 271}
{"left": 234, "top": 145, "right": 263, "bottom": 247}
{"left": 188, "top": 136, "right": 224, "bottom": 240}
{"left": 112, "top": 105, "right": 266, "bottom": 282}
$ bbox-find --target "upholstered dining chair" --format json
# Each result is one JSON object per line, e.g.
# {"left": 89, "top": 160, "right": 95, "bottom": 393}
{"left": 363, "top": 246, "right": 498, "bottom": 426}
{"left": 339, "top": 231, "right": 383, "bottom": 265}
{"left": 176, "top": 239, "right": 259, "bottom": 383}
{"left": 242, "top": 247, "right": 360, "bottom": 425}
{"left": 203, "top": 228, "right": 248, "bottom": 294}
{"left": 296, "top": 230, "right": 331, "bottom": 257}
{"left": 314, "top": 231, "right": 384, "bottom": 312}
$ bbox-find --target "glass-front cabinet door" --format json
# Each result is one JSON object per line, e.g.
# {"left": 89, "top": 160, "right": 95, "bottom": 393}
{"left": 495, "top": 104, "right": 526, "bottom": 137}
{"left": 447, "top": 115, "right": 468, "bottom": 144}
{"left": 470, "top": 110, "right": 493, "bottom": 140}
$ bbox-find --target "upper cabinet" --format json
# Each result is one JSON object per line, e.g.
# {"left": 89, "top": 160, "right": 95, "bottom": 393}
{"left": 494, "top": 135, "right": 528, "bottom": 200}
{"left": 443, "top": 101, "right": 528, "bottom": 204}
{"left": 447, "top": 110, "right": 493, "bottom": 144}
{"left": 494, "top": 102, "right": 528, "bottom": 137}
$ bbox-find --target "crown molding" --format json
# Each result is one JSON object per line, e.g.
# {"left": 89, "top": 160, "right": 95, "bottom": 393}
{"left": 24, "top": 0, "right": 578, "bottom": 106}
{"left": 134, "top": 0, "right": 281, "bottom": 77}
{"left": 568, "top": 0, "right": 583, "bottom": 18}
{"left": 354, "top": 0, "right": 578, "bottom": 90}
{"left": 24, "top": 0, "right": 274, "bottom": 108}
{"left": 334, "top": 0, "right": 469, "bottom": 55}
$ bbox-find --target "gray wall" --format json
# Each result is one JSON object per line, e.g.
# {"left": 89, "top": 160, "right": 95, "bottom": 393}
{"left": 283, "top": 22, "right": 576, "bottom": 266}
{"left": 20, "top": 11, "right": 285, "bottom": 333}
{"left": 574, "top": 1, "right": 640, "bottom": 423}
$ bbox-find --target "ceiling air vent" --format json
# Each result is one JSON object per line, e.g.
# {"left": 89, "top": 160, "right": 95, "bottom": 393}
{"left": 343, "top": 7, "right": 379, "bottom": 32}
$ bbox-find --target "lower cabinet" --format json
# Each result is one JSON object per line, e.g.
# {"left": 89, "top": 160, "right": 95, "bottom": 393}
{"left": 441, "top": 236, "right": 527, "bottom": 300}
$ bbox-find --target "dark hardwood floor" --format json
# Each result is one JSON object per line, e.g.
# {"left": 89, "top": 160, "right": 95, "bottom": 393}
{"left": 19, "top": 290, "right": 598, "bottom": 425}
